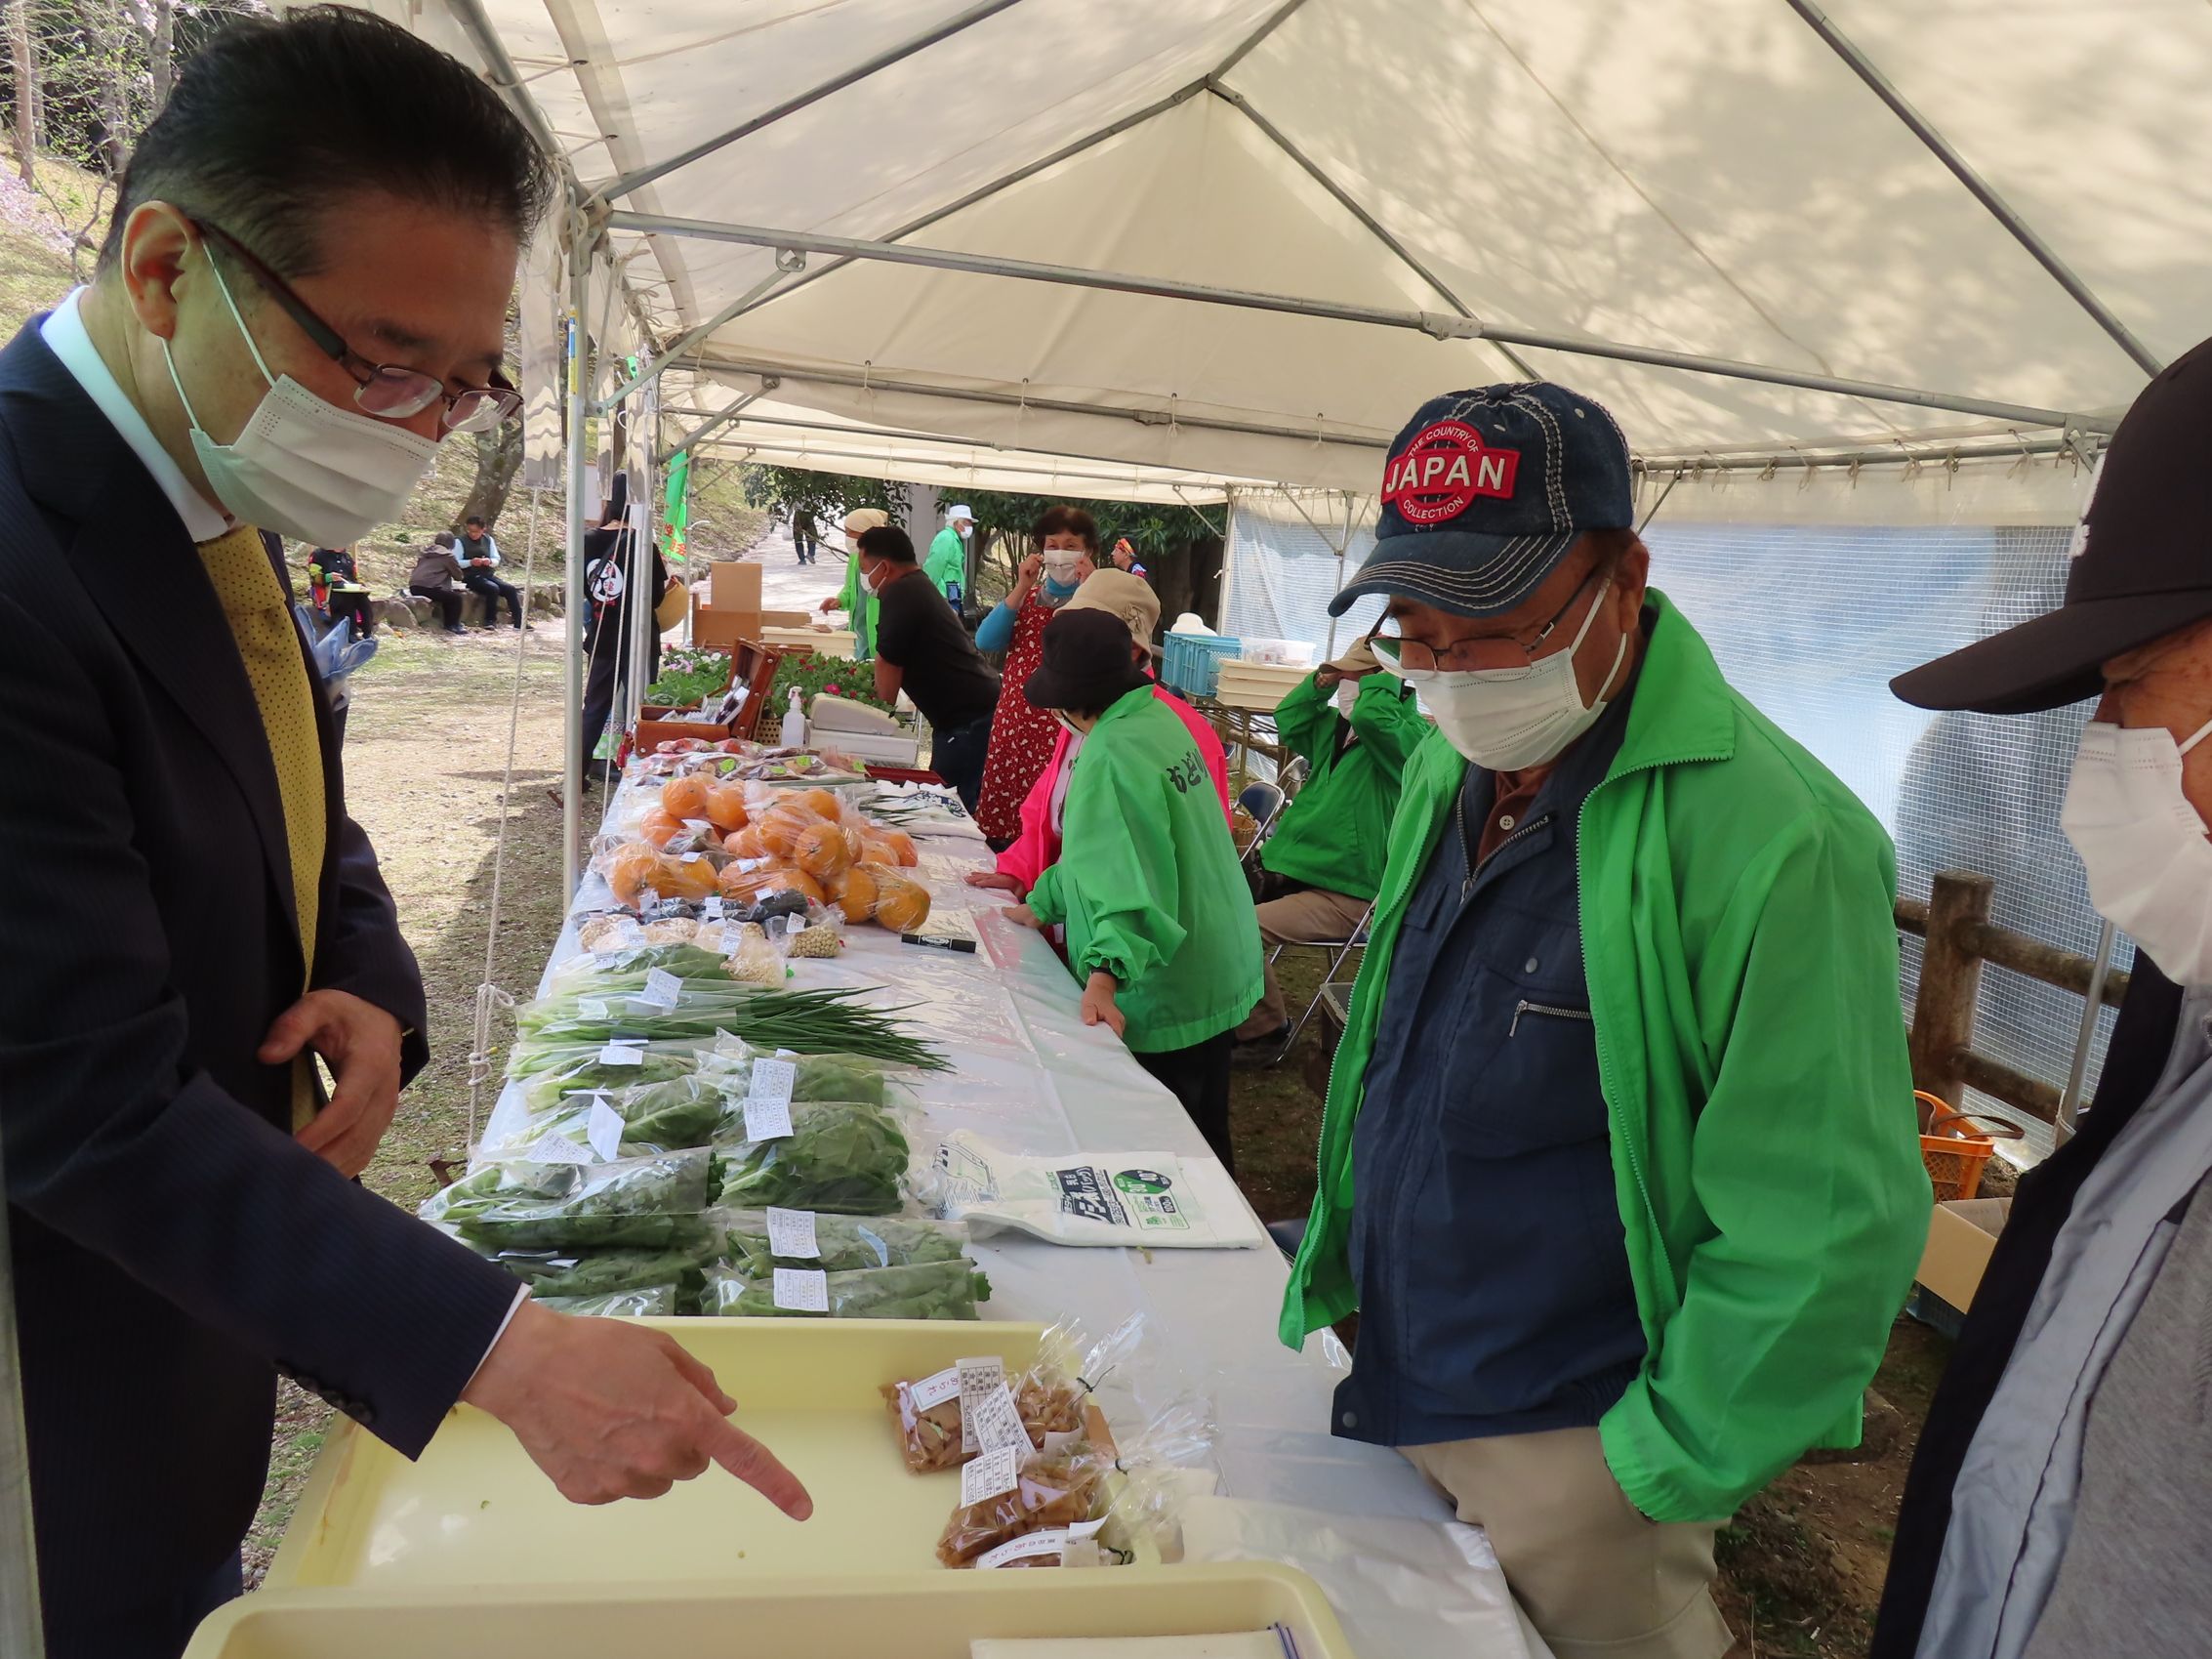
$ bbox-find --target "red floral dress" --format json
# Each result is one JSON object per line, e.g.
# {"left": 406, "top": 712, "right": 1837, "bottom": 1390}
{"left": 973, "top": 591, "right": 1064, "bottom": 840}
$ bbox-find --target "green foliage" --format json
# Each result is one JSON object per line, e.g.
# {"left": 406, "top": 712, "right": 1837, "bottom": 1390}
{"left": 642, "top": 646, "right": 730, "bottom": 709}
{"left": 767, "top": 652, "right": 897, "bottom": 717}
{"left": 740, "top": 466, "right": 906, "bottom": 526}
{"left": 959, "top": 488, "right": 1223, "bottom": 558}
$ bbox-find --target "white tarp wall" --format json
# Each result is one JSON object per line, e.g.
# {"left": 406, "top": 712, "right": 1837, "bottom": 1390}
{"left": 1220, "top": 491, "right": 1381, "bottom": 653}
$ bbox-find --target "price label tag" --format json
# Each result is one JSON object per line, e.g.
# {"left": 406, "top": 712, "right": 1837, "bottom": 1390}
{"left": 960, "top": 1446, "right": 1020, "bottom": 1509}
{"left": 597, "top": 1042, "right": 645, "bottom": 1066}
{"left": 683, "top": 818, "right": 714, "bottom": 835}
{"left": 747, "top": 1058, "right": 798, "bottom": 1104}
{"left": 785, "top": 912, "right": 804, "bottom": 936}
{"left": 585, "top": 1093, "right": 626, "bottom": 1161}
{"left": 957, "top": 1356, "right": 1027, "bottom": 1457}
{"left": 976, "top": 1530, "right": 1069, "bottom": 1570}
{"left": 770, "top": 1267, "right": 829, "bottom": 1312}
{"left": 578, "top": 997, "right": 609, "bottom": 1019}
{"left": 764, "top": 1207, "right": 819, "bottom": 1260}
{"left": 702, "top": 896, "right": 723, "bottom": 920}
{"left": 908, "top": 1365, "right": 963, "bottom": 1411}
{"left": 742, "top": 1098, "right": 794, "bottom": 1141}
{"left": 517, "top": 1133, "right": 594, "bottom": 1166}
{"left": 641, "top": 968, "right": 683, "bottom": 1007}
{"left": 677, "top": 850, "right": 705, "bottom": 863}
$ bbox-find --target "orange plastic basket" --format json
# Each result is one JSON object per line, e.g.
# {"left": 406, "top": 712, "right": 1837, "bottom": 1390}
{"left": 1914, "top": 1090, "right": 2022, "bottom": 1202}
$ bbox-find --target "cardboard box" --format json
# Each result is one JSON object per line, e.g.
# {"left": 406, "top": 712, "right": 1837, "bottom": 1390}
{"left": 634, "top": 707, "right": 739, "bottom": 755}
{"left": 708, "top": 560, "right": 762, "bottom": 610}
{"left": 691, "top": 596, "right": 760, "bottom": 652}
{"left": 1915, "top": 1197, "right": 2011, "bottom": 1311}
{"left": 761, "top": 608, "right": 812, "bottom": 628}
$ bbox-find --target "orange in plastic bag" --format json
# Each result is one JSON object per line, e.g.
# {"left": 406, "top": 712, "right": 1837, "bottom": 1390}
{"left": 704, "top": 782, "right": 751, "bottom": 832}
{"left": 660, "top": 775, "right": 710, "bottom": 820}
{"left": 794, "top": 820, "right": 854, "bottom": 881}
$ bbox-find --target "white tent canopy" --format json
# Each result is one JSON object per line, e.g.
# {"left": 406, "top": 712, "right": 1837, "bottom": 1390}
{"left": 396, "top": 0, "right": 2210, "bottom": 494}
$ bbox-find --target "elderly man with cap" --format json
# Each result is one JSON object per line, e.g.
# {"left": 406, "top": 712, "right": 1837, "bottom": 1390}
{"left": 1232, "top": 632, "right": 1426, "bottom": 1056}
{"left": 1278, "top": 383, "right": 1929, "bottom": 1659}
{"left": 971, "top": 568, "right": 1229, "bottom": 904}
{"left": 925, "top": 502, "right": 975, "bottom": 606}
{"left": 818, "top": 505, "right": 891, "bottom": 657}
{"left": 1005, "top": 605, "right": 1261, "bottom": 1165}
{"left": 1871, "top": 348, "right": 2212, "bottom": 1659}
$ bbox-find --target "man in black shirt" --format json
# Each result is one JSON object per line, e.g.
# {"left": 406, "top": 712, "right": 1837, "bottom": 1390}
{"left": 862, "top": 524, "right": 1000, "bottom": 810}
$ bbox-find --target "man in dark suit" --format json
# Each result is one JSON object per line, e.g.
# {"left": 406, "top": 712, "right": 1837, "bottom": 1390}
{"left": 0, "top": 12, "right": 806, "bottom": 1658}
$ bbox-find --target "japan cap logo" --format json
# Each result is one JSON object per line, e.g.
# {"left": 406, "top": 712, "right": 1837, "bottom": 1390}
{"left": 1382, "top": 420, "right": 1519, "bottom": 523}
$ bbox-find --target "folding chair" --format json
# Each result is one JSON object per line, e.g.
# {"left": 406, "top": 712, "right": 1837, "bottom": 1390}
{"left": 1264, "top": 899, "right": 1375, "bottom": 1064}
{"left": 1237, "top": 780, "right": 1287, "bottom": 870}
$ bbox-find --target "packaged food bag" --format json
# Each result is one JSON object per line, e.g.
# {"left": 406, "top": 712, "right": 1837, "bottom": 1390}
{"left": 702, "top": 1257, "right": 989, "bottom": 1320}
{"left": 928, "top": 1133, "right": 1266, "bottom": 1249}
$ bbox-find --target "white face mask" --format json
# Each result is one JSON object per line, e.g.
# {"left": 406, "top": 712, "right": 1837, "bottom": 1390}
{"left": 1382, "top": 576, "right": 1627, "bottom": 771}
{"left": 1042, "top": 554, "right": 1082, "bottom": 587}
{"left": 1054, "top": 712, "right": 1086, "bottom": 739}
{"left": 163, "top": 252, "right": 438, "bottom": 546}
{"left": 2061, "top": 717, "right": 2212, "bottom": 983}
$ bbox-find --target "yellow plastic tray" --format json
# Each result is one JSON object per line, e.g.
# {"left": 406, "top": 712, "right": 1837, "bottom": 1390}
{"left": 186, "top": 1564, "right": 1352, "bottom": 1657}
{"left": 267, "top": 1319, "right": 1062, "bottom": 1593}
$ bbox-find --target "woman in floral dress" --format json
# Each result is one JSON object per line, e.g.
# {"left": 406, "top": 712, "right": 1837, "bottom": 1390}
{"left": 971, "top": 505, "right": 1097, "bottom": 841}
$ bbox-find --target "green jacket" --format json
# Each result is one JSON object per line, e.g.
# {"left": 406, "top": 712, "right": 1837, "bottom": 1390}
{"left": 1281, "top": 592, "right": 1929, "bottom": 1522}
{"left": 1260, "top": 671, "right": 1428, "bottom": 901}
{"left": 924, "top": 527, "right": 966, "bottom": 600}
{"left": 1030, "top": 687, "right": 1264, "bottom": 1053}
{"left": 836, "top": 555, "right": 876, "bottom": 658}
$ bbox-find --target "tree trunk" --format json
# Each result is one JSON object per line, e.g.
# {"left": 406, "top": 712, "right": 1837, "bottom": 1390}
{"left": 457, "top": 421, "right": 525, "bottom": 532}
{"left": 147, "top": 0, "right": 174, "bottom": 113}
{"left": 6, "top": 0, "right": 36, "bottom": 187}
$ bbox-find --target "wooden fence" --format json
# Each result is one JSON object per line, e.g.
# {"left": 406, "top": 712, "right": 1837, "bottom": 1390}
{"left": 1898, "top": 869, "right": 2126, "bottom": 1125}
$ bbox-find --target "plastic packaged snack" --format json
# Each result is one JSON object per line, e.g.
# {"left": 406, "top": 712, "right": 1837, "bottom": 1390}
{"left": 702, "top": 1257, "right": 989, "bottom": 1320}
{"left": 711, "top": 1099, "right": 915, "bottom": 1214}
{"left": 724, "top": 921, "right": 788, "bottom": 985}
{"left": 532, "top": 1282, "right": 680, "bottom": 1317}
{"left": 881, "top": 1315, "right": 1146, "bottom": 1474}
{"left": 936, "top": 1446, "right": 1110, "bottom": 1567}
{"left": 424, "top": 1150, "right": 713, "bottom": 1250}
{"left": 719, "top": 1209, "right": 968, "bottom": 1275}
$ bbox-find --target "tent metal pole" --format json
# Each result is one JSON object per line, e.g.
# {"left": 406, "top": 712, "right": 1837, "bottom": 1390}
{"left": 593, "top": 267, "right": 795, "bottom": 414}
{"left": 1634, "top": 432, "right": 2077, "bottom": 475}
{"left": 691, "top": 435, "right": 1235, "bottom": 496}
{"left": 2056, "top": 917, "right": 2119, "bottom": 1145}
{"left": 562, "top": 223, "right": 591, "bottom": 897}
{"left": 0, "top": 1129, "right": 44, "bottom": 1657}
{"left": 617, "top": 213, "right": 2102, "bottom": 431}
{"left": 682, "top": 353, "right": 1395, "bottom": 454}
{"left": 594, "top": 0, "right": 1027, "bottom": 204}
{"left": 1784, "top": 0, "right": 2161, "bottom": 378}
{"left": 625, "top": 379, "right": 657, "bottom": 732}
{"left": 698, "top": 78, "right": 1213, "bottom": 330}
{"left": 1212, "top": 0, "right": 1313, "bottom": 79}
{"left": 1208, "top": 84, "right": 1537, "bottom": 382}
{"left": 667, "top": 391, "right": 765, "bottom": 461}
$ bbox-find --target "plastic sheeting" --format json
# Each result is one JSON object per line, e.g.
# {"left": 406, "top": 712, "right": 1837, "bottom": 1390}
{"left": 396, "top": 0, "right": 2207, "bottom": 495}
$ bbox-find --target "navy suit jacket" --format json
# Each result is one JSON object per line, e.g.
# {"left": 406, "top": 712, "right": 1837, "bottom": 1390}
{"left": 0, "top": 321, "right": 519, "bottom": 1653}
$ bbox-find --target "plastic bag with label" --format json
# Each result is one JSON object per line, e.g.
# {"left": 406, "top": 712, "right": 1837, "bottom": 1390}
{"left": 709, "top": 1099, "right": 917, "bottom": 1215}
{"left": 881, "top": 1314, "right": 1149, "bottom": 1475}
{"left": 533, "top": 1282, "right": 681, "bottom": 1317}
{"left": 701, "top": 1257, "right": 989, "bottom": 1319}
{"left": 420, "top": 1149, "right": 713, "bottom": 1250}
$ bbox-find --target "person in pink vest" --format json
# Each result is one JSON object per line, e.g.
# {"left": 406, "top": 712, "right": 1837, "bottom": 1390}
{"left": 967, "top": 568, "right": 1228, "bottom": 900}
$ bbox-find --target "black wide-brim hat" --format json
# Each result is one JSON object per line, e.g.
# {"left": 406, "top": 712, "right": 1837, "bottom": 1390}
{"left": 1023, "top": 606, "right": 1152, "bottom": 712}
{"left": 1892, "top": 338, "right": 2212, "bottom": 715}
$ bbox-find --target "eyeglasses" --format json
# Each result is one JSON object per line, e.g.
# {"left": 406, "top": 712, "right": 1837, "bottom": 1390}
{"left": 1375, "top": 559, "right": 1616, "bottom": 678}
{"left": 193, "top": 219, "right": 521, "bottom": 434}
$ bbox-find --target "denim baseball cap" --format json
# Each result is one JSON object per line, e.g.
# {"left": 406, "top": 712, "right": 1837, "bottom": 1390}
{"left": 1330, "top": 383, "right": 1634, "bottom": 618}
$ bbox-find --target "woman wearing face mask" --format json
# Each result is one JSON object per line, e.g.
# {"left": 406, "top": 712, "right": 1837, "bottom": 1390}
{"left": 968, "top": 568, "right": 1230, "bottom": 918}
{"left": 1004, "top": 606, "right": 1262, "bottom": 1169}
{"left": 970, "top": 504, "right": 1098, "bottom": 841}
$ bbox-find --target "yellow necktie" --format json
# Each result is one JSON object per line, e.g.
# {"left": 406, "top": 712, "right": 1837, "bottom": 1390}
{"left": 196, "top": 524, "right": 327, "bottom": 1128}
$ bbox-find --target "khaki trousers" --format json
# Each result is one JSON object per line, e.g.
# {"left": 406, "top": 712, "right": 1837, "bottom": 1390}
{"left": 1403, "top": 1429, "right": 1733, "bottom": 1659}
{"left": 1233, "top": 885, "right": 1372, "bottom": 1038}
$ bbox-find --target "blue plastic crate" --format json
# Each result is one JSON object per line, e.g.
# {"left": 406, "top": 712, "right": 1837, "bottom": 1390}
{"left": 1166, "top": 634, "right": 1241, "bottom": 697}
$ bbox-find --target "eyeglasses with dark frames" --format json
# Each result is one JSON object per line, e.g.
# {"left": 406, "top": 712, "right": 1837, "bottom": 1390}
{"left": 193, "top": 218, "right": 521, "bottom": 435}
{"left": 1376, "top": 557, "right": 1620, "bottom": 678}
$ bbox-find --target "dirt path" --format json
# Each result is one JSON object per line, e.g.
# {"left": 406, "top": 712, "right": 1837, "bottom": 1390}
{"left": 244, "top": 616, "right": 573, "bottom": 1583}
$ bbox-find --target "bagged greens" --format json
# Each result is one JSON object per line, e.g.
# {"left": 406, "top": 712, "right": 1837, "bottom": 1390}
{"left": 515, "top": 985, "right": 947, "bottom": 1069}
{"left": 551, "top": 941, "right": 737, "bottom": 986}
{"left": 719, "top": 1209, "right": 968, "bottom": 1275}
{"left": 712, "top": 1100, "right": 913, "bottom": 1215}
{"left": 524, "top": 1074, "right": 732, "bottom": 1154}
{"left": 534, "top": 1283, "right": 680, "bottom": 1317}
{"left": 703, "top": 1258, "right": 990, "bottom": 1320}
{"left": 492, "top": 1239, "right": 718, "bottom": 1301}
{"left": 509, "top": 1041, "right": 702, "bottom": 1114}
{"left": 696, "top": 1042, "right": 901, "bottom": 1112}
{"left": 429, "top": 1150, "right": 712, "bottom": 1250}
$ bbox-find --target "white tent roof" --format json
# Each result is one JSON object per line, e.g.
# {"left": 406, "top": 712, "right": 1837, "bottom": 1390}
{"left": 412, "top": 0, "right": 2210, "bottom": 493}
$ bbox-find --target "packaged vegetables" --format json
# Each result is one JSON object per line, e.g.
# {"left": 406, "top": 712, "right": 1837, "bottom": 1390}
{"left": 497, "top": 1240, "right": 718, "bottom": 1302}
{"left": 712, "top": 1099, "right": 913, "bottom": 1214}
{"left": 720, "top": 1210, "right": 969, "bottom": 1275}
{"left": 422, "top": 1151, "right": 712, "bottom": 1251}
{"left": 533, "top": 1283, "right": 680, "bottom": 1317}
{"left": 513, "top": 984, "right": 947, "bottom": 1070}
{"left": 704, "top": 1258, "right": 991, "bottom": 1320}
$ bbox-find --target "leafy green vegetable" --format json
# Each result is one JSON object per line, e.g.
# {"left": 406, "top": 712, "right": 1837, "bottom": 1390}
{"left": 509, "top": 1042, "right": 702, "bottom": 1113}
{"left": 719, "top": 1210, "right": 968, "bottom": 1274}
{"left": 441, "top": 1150, "right": 712, "bottom": 1250}
{"left": 552, "top": 943, "right": 736, "bottom": 986}
{"left": 512, "top": 985, "right": 947, "bottom": 1070}
{"left": 495, "top": 1240, "right": 719, "bottom": 1301}
{"left": 704, "top": 1258, "right": 990, "bottom": 1319}
{"left": 644, "top": 648, "right": 732, "bottom": 710}
{"left": 696, "top": 1048, "right": 898, "bottom": 1112}
{"left": 534, "top": 1284, "right": 680, "bottom": 1317}
{"left": 712, "top": 1100, "right": 912, "bottom": 1215}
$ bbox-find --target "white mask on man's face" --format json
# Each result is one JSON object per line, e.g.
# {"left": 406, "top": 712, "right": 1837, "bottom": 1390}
{"left": 2062, "top": 715, "right": 2212, "bottom": 983}
{"left": 162, "top": 249, "right": 438, "bottom": 545}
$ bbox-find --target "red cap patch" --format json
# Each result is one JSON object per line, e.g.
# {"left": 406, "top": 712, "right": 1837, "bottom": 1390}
{"left": 1381, "top": 420, "right": 1519, "bottom": 523}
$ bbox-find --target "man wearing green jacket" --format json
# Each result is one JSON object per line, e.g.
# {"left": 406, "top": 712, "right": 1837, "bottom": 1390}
{"left": 924, "top": 502, "right": 973, "bottom": 606}
{"left": 1233, "top": 635, "right": 1426, "bottom": 1051}
{"left": 1008, "top": 606, "right": 1263, "bottom": 1170}
{"left": 1280, "top": 385, "right": 1928, "bottom": 1659}
{"left": 817, "top": 506, "right": 888, "bottom": 658}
